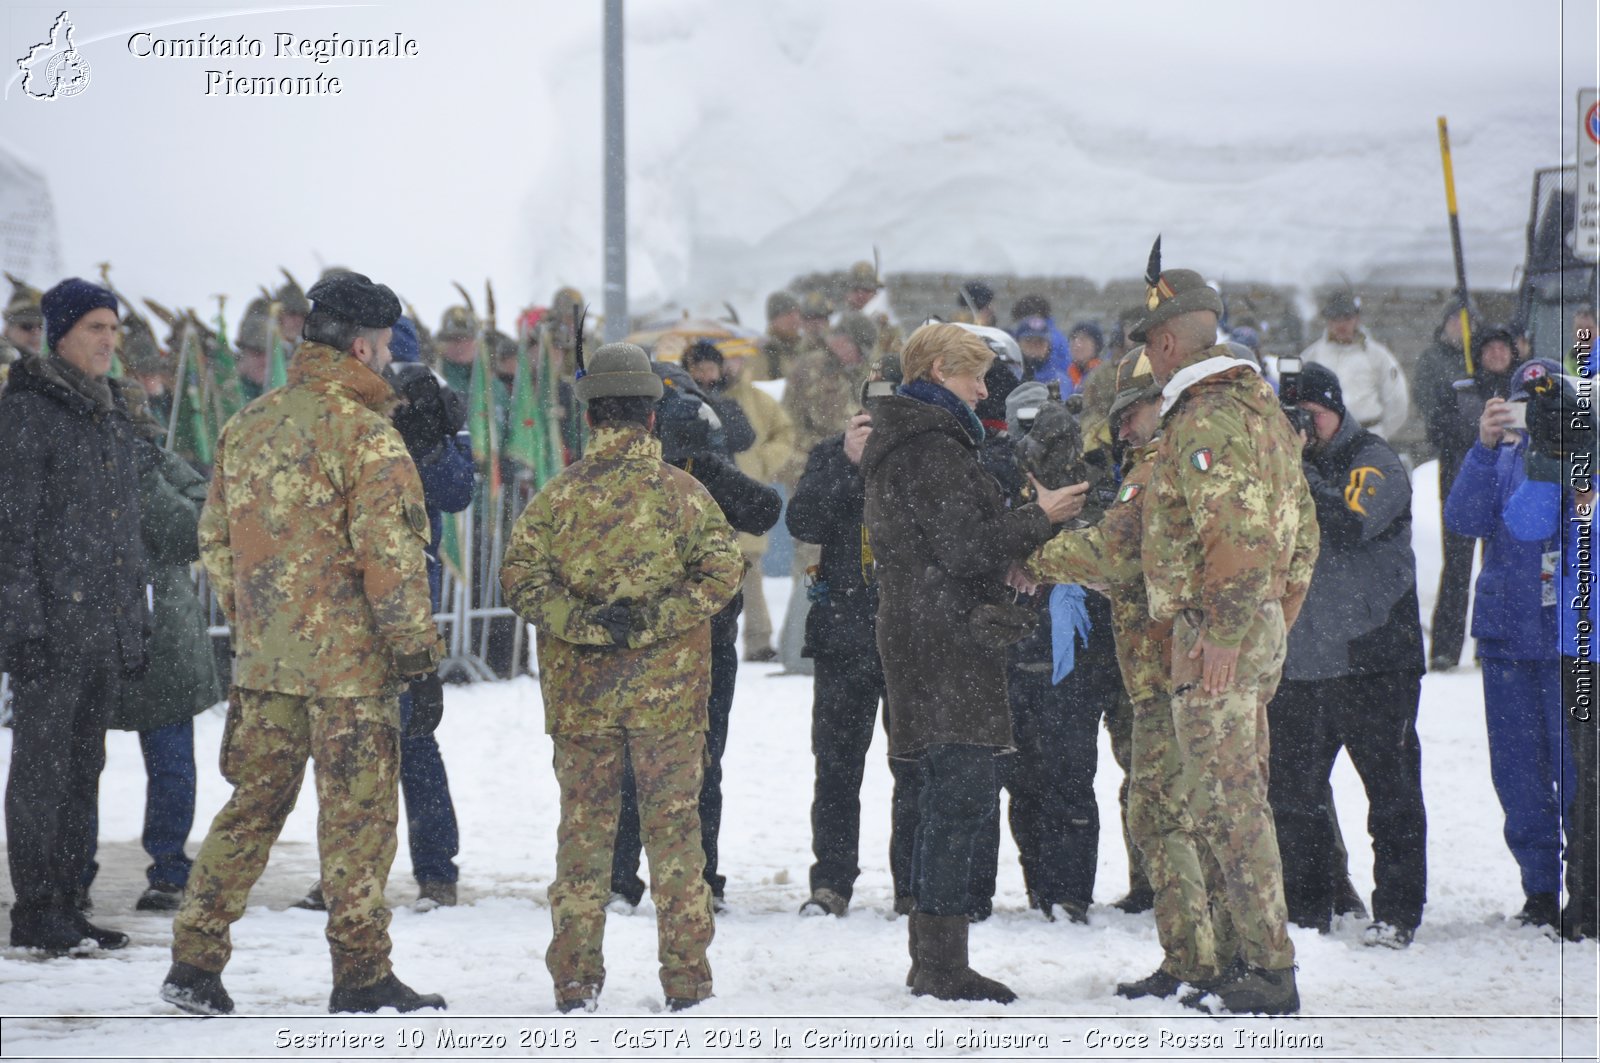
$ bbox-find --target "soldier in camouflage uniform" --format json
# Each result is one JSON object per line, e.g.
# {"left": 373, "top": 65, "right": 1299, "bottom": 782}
{"left": 0, "top": 275, "right": 44, "bottom": 391}
{"left": 1132, "top": 257, "right": 1318, "bottom": 1015}
{"left": 501, "top": 343, "right": 743, "bottom": 1014}
{"left": 1023, "top": 350, "right": 1234, "bottom": 999}
{"left": 798, "top": 290, "right": 833, "bottom": 353}
{"left": 162, "top": 272, "right": 447, "bottom": 1018}
{"left": 756, "top": 291, "right": 806, "bottom": 381}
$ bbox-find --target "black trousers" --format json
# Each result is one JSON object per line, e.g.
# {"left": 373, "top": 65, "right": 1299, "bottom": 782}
{"left": 806, "top": 653, "right": 887, "bottom": 899}
{"left": 1563, "top": 656, "right": 1599, "bottom": 929}
{"left": 912, "top": 744, "right": 1000, "bottom": 916}
{"left": 612, "top": 638, "right": 738, "bottom": 902}
{"left": 1269, "top": 671, "right": 1428, "bottom": 930}
{"left": 5, "top": 666, "right": 118, "bottom": 912}
{"left": 1431, "top": 451, "right": 1475, "bottom": 666}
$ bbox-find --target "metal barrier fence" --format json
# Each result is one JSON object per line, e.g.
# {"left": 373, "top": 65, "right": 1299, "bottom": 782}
{"left": 199, "top": 465, "right": 540, "bottom": 685}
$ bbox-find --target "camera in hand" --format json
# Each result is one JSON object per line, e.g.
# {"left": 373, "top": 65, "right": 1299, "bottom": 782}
{"left": 1015, "top": 398, "right": 1087, "bottom": 490}
{"left": 1277, "top": 355, "right": 1314, "bottom": 437}
{"left": 386, "top": 363, "right": 453, "bottom": 460}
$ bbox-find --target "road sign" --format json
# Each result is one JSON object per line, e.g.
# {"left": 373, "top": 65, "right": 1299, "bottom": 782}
{"left": 1578, "top": 89, "right": 1598, "bottom": 263}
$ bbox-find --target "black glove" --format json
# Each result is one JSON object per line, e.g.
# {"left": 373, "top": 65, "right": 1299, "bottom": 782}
{"left": 406, "top": 673, "right": 444, "bottom": 737}
{"left": 969, "top": 602, "right": 1039, "bottom": 649}
{"left": 593, "top": 600, "right": 638, "bottom": 648}
{"left": 388, "top": 364, "right": 449, "bottom": 460}
{"left": 3, "top": 639, "right": 48, "bottom": 679}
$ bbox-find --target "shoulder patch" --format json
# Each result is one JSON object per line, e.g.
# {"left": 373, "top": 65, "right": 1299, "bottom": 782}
{"left": 1344, "top": 466, "right": 1385, "bottom": 514}
{"left": 1189, "top": 448, "right": 1213, "bottom": 473}
{"left": 404, "top": 500, "right": 429, "bottom": 539}
{"left": 1117, "top": 481, "right": 1143, "bottom": 504}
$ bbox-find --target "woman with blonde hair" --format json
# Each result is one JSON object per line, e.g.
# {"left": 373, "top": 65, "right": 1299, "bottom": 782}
{"left": 861, "top": 322, "right": 1085, "bottom": 1002}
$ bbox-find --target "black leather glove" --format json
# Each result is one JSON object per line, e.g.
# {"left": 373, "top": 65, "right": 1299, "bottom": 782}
{"left": 593, "top": 600, "right": 638, "bottom": 648}
{"left": 406, "top": 673, "right": 444, "bottom": 737}
{"left": 388, "top": 364, "right": 449, "bottom": 460}
{"left": 4, "top": 639, "right": 48, "bottom": 679}
{"left": 969, "top": 602, "right": 1039, "bottom": 649}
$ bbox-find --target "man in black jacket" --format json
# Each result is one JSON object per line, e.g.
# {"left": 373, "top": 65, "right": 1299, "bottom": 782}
{"left": 1412, "top": 302, "right": 1475, "bottom": 671}
{"left": 0, "top": 278, "right": 149, "bottom": 952}
{"left": 1267, "top": 363, "right": 1428, "bottom": 948}
{"left": 609, "top": 367, "right": 781, "bottom": 910}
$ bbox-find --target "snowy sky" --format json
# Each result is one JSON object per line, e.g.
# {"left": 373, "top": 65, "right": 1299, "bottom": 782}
{"left": 0, "top": 0, "right": 1593, "bottom": 331}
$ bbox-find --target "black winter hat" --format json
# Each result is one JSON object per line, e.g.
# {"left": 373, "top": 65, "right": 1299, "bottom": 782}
{"left": 975, "top": 360, "right": 1019, "bottom": 429}
{"left": 41, "top": 278, "right": 118, "bottom": 348}
{"left": 1297, "top": 361, "right": 1345, "bottom": 419}
{"left": 306, "top": 271, "right": 401, "bottom": 329}
{"left": 960, "top": 280, "right": 994, "bottom": 311}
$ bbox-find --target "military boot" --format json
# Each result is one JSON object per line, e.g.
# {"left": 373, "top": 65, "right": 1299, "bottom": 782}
{"left": 910, "top": 913, "right": 1017, "bottom": 1005}
{"left": 160, "top": 961, "right": 234, "bottom": 1016}
{"left": 329, "top": 973, "right": 446, "bottom": 1014}
{"left": 1192, "top": 964, "right": 1299, "bottom": 1015}
{"left": 555, "top": 982, "right": 600, "bottom": 1014}
{"left": 1115, "top": 966, "right": 1221, "bottom": 1001}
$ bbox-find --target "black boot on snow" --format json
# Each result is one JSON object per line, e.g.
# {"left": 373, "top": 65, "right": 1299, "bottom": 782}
{"left": 329, "top": 973, "right": 446, "bottom": 1014}
{"left": 160, "top": 962, "right": 234, "bottom": 1016}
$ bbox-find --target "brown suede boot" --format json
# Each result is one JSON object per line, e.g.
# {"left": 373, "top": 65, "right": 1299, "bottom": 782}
{"left": 910, "top": 914, "right": 1017, "bottom": 1004}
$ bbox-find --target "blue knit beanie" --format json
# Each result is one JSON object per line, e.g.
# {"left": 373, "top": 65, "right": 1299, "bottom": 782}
{"left": 41, "top": 278, "right": 118, "bottom": 349}
{"left": 390, "top": 316, "right": 421, "bottom": 364}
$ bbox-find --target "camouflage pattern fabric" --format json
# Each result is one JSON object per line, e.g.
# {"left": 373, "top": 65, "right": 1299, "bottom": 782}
{"left": 1141, "top": 349, "right": 1319, "bottom": 646}
{"left": 1024, "top": 442, "right": 1226, "bottom": 981}
{"left": 780, "top": 348, "right": 870, "bottom": 486}
{"left": 547, "top": 731, "right": 714, "bottom": 1004}
{"left": 1023, "top": 442, "right": 1169, "bottom": 703}
{"left": 756, "top": 334, "right": 807, "bottom": 382}
{"left": 199, "top": 342, "right": 443, "bottom": 696}
{"left": 1170, "top": 603, "right": 1294, "bottom": 971}
{"left": 172, "top": 689, "right": 401, "bottom": 988}
{"left": 500, "top": 424, "right": 743, "bottom": 735}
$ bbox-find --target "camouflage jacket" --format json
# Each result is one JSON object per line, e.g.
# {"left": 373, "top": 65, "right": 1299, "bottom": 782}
{"left": 757, "top": 334, "right": 808, "bottom": 382}
{"left": 1142, "top": 347, "right": 1319, "bottom": 648}
{"left": 500, "top": 424, "right": 743, "bottom": 735}
{"left": 1024, "top": 442, "right": 1171, "bottom": 702}
{"left": 199, "top": 342, "right": 442, "bottom": 697}
{"left": 780, "top": 348, "right": 870, "bottom": 485}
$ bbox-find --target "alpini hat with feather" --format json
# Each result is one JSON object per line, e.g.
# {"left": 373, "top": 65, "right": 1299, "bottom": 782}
{"left": 1129, "top": 236, "right": 1223, "bottom": 342}
{"left": 4, "top": 273, "right": 43, "bottom": 326}
{"left": 575, "top": 342, "right": 664, "bottom": 402}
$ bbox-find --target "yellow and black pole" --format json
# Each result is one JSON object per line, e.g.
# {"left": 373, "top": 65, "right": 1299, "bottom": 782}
{"left": 1437, "top": 116, "right": 1475, "bottom": 375}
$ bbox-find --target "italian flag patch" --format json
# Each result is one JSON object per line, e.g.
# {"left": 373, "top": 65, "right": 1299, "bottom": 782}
{"left": 1190, "top": 448, "right": 1213, "bottom": 472}
{"left": 1117, "top": 482, "right": 1142, "bottom": 503}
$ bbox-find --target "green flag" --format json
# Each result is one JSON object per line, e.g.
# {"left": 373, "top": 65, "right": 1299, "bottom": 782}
{"left": 503, "top": 328, "right": 544, "bottom": 472}
{"left": 171, "top": 328, "right": 213, "bottom": 466}
{"left": 467, "top": 330, "right": 501, "bottom": 497}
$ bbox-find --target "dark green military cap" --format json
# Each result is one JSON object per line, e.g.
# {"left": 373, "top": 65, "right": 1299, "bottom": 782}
{"left": 1129, "top": 268, "right": 1223, "bottom": 342}
{"left": 307, "top": 271, "right": 401, "bottom": 328}
{"left": 236, "top": 296, "right": 272, "bottom": 351}
{"left": 845, "top": 260, "right": 882, "bottom": 291}
{"left": 4, "top": 275, "right": 43, "bottom": 326}
{"left": 121, "top": 315, "right": 166, "bottom": 374}
{"left": 1108, "top": 345, "right": 1162, "bottom": 424}
{"left": 437, "top": 305, "right": 477, "bottom": 341}
{"left": 766, "top": 291, "right": 800, "bottom": 320}
{"left": 575, "top": 342, "right": 664, "bottom": 402}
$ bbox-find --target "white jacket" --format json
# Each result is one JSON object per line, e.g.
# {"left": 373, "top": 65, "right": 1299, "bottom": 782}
{"left": 1297, "top": 330, "right": 1410, "bottom": 439}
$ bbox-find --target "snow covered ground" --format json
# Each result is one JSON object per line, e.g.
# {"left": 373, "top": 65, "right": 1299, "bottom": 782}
{"left": 1, "top": 463, "right": 1596, "bottom": 1061}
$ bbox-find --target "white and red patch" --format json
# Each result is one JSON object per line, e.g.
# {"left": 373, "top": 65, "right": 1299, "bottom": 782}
{"left": 1189, "top": 448, "right": 1213, "bottom": 472}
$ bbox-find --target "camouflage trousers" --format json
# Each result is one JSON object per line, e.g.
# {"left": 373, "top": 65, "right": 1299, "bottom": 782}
{"left": 1165, "top": 601, "right": 1295, "bottom": 972}
{"left": 1104, "top": 689, "right": 1151, "bottom": 899}
{"left": 172, "top": 689, "right": 400, "bottom": 988}
{"left": 548, "top": 730, "right": 714, "bottom": 1005}
{"left": 1127, "top": 691, "right": 1232, "bottom": 982}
